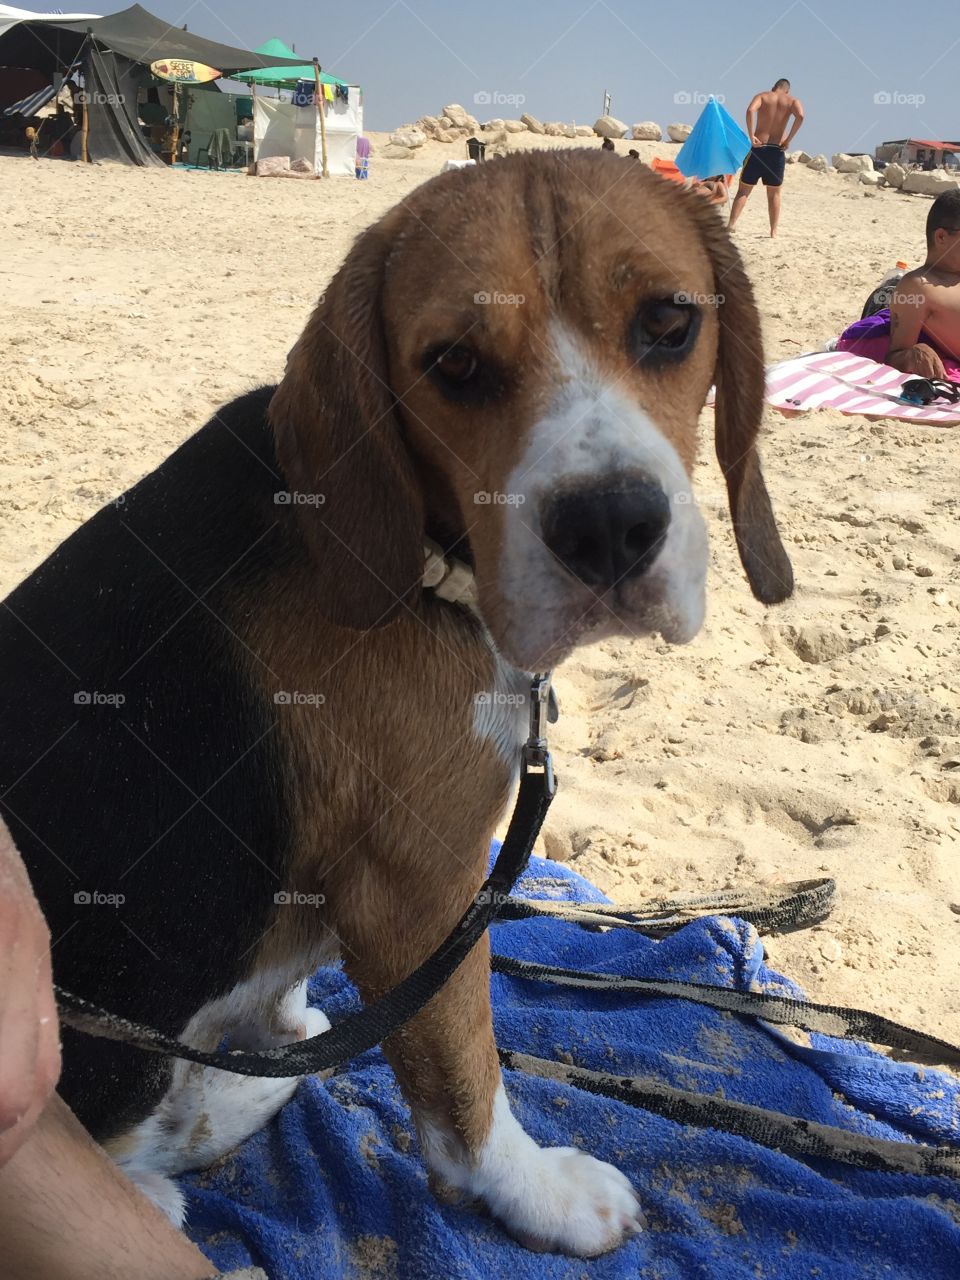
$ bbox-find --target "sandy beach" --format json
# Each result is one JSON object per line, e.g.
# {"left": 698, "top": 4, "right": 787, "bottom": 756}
{"left": 1, "top": 133, "right": 957, "bottom": 1044}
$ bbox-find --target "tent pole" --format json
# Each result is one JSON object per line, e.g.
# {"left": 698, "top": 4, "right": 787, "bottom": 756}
{"left": 80, "top": 32, "right": 90, "bottom": 163}
{"left": 250, "top": 80, "right": 257, "bottom": 171}
{"left": 168, "top": 81, "right": 182, "bottom": 165}
{"left": 313, "top": 58, "right": 329, "bottom": 178}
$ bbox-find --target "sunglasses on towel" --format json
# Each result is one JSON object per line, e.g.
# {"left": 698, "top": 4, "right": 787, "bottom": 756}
{"left": 899, "top": 377, "right": 960, "bottom": 406}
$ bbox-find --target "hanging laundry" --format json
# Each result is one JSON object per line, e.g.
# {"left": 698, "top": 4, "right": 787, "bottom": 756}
{"left": 322, "top": 83, "right": 334, "bottom": 103}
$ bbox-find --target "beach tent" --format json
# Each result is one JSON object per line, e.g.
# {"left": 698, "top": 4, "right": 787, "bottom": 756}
{"left": 235, "top": 37, "right": 362, "bottom": 178}
{"left": 235, "top": 38, "right": 350, "bottom": 91}
{"left": 675, "top": 96, "right": 751, "bottom": 180}
{"left": 0, "top": 4, "right": 303, "bottom": 164}
{"left": 0, "top": 5, "right": 99, "bottom": 40}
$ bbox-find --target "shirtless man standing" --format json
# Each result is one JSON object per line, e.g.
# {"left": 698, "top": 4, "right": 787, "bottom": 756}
{"left": 728, "top": 79, "right": 805, "bottom": 237}
{"left": 887, "top": 190, "right": 960, "bottom": 379}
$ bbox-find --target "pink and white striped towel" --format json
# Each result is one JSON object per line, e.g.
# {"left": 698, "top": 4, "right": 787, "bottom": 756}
{"left": 706, "top": 350, "right": 960, "bottom": 424}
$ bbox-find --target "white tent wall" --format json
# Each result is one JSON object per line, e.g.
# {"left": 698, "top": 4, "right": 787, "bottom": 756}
{"left": 253, "top": 87, "right": 361, "bottom": 177}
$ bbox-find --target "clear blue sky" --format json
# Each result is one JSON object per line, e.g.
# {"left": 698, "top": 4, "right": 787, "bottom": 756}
{"left": 161, "top": 0, "right": 956, "bottom": 155}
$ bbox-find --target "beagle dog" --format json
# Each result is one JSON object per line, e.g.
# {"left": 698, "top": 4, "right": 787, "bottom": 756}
{"left": 0, "top": 150, "right": 792, "bottom": 1256}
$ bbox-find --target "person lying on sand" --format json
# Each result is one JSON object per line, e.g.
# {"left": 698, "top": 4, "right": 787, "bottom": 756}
{"left": 693, "top": 174, "right": 728, "bottom": 204}
{"left": 836, "top": 190, "right": 960, "bottom": 380}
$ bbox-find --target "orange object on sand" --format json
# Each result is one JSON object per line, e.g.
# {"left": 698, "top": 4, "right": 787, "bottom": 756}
{"left": 651, "top": 156, "right": 684, "bottom": 182}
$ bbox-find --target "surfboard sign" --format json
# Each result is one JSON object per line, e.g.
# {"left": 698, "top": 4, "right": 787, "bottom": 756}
{"left": 150, "top": 59, "right": 221, "bottom": 84}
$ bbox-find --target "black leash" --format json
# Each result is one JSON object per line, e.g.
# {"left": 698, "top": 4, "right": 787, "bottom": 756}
{"left": 54, "top": 673, "right": 557, "bottom": 1079}
{"left": 498, "top": 1051, "right": 960, "bottom": 1180}
{"left": 490, "top": 952, "right": 960, "bottom": 1067}
{"left": 498, "top": 876, "right": 836, "bottom": 936}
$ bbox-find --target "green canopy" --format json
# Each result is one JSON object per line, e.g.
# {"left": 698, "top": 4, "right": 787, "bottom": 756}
{"left": 236, "top": 38, "right": 350, "bottom": 89}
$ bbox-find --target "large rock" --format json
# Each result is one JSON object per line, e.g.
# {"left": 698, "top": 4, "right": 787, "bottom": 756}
{"left": 795, "top": 150, "right": 813, "bottom": 165}
{"left": 390, "top": 127, "right": 426, "bottom": 149}
{"left": 503, "top": 119, "right": 527, "bottom": 133}
{"left": 882, "top": 162, "right": 906, "bottom": 189}
{"left": 593, "top": 115, "right": 628, "bottom": 139}
{"left": 543, "top": 121, "right": 565, "bottom": 136}
{"left": 807, "top": 153, "right": 830, "bottom": 173}
{"left": 561, "top": 123, "right": 577, "bottom": 138}
{"left": 575, "top": 125, "right": 594, "bottom": 137}
{"left": 481, "top": 118, "right": 505, "bottom": 131}
{"left": 631, "top": 121, "right": 661, "bottom": 141}
{"left": 860, "top": 169, "right": 882, "bottom": 186}
{"left": 380, "top": 143, "right": 417, "bottom": 160}
{"left": 667, "top": 122, "right": 692, "bottom": 143}
{"left": 520, "top": 113, "right": 546, "bottom": 134}
{"left": 442, "top": 103, "right": 471, "bottom": 129}
{"left": 903, "top": 169, "right": 960, "bottom": 196}
{"left": 417, "top": 115, "right": 440, "bottom": 132}
{"left": 832, "top": 152, "right": 873, "bottom": 173}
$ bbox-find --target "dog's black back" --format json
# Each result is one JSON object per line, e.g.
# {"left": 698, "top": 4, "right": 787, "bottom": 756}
{"left": 0, "top": 387, "right": 291, "bottom": 1137}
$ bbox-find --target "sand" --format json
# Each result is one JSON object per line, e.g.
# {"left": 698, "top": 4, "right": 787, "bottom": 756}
{"left": 1, "top": 133, "right": 957, "bottom": 1044}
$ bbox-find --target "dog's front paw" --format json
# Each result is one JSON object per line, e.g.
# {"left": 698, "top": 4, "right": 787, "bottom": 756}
{"left": 486, "top": 1144, "right": 643, "bottom": 1257}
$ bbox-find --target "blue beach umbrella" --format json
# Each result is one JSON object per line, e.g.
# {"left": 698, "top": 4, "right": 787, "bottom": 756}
{"left": 675, "top": 97, "right": 751, "bottom": 178}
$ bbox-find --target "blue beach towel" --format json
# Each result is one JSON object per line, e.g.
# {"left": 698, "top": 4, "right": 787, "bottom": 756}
{"left": 182, "top": 853, "right": 960, "bottom": 1279}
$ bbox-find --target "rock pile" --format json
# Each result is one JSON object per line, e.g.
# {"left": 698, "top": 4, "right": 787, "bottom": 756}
{"left": 381, "top": 104, "right": 697, "bottom": 159}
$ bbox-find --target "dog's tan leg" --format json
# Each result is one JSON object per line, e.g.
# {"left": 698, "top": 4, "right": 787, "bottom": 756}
{"left": 331, "top": 856, "right": 643, "bottom": 1257}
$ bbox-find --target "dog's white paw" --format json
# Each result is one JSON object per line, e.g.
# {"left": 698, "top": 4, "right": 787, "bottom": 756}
{"left": 484, "top": 1144, "right": 642, "bottom": 1257}
{"left": 421, "top": 1083, "right": 642, "bottom": 1257}
{"left": 126, "top": 1169, "right": 187, "bottom": 1227}
{"left": 300, "top": 1006, "right": 331, "bottom": 1039}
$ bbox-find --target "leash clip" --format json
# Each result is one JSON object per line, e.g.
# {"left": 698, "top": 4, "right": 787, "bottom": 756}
{"left": 522, "top": 671, "right": 556, "bottom": 797}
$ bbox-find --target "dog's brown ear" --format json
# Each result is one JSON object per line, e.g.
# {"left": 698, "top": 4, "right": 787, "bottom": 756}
{"left": 691, "top": 201, "right": 794, "bottom": 603}
{"left": 269, "top": 211, "right": 424, "bottom": 629}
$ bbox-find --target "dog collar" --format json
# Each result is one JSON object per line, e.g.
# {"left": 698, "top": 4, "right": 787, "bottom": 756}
{"left": 422, "top": 538, "right": 477, "bottom": 605}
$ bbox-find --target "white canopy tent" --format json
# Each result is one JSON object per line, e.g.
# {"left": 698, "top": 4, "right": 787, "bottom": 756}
{"left": 0, "top": 5, "right": 99, "bottom": 40}
{"left": 253, "top": 87, "right": 362, "bottom": 177}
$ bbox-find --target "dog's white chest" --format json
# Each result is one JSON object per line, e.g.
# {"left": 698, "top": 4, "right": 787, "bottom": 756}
{"left": 472, "top": 651, "right": 530, "bottom": 767}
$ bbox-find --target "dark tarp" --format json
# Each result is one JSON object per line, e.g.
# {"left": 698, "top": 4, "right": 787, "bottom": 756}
{"left": 0, "top": 4, "right": 305, "bottom": 77}
{"left": 83, "top": 42, "right": 162, "bottom": 166}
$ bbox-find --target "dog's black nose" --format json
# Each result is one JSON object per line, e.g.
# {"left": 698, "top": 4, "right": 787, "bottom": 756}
{"left": 541, "top": 481, "right": 671, "bottom": 589}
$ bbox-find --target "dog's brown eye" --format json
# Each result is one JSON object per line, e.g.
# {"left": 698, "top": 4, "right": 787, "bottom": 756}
{"left": 629, "top": 298, "right": 700, "bottom": 365}
{"left": 435, "top": 345, "right": 477, "bottom": 384}
{"left": 423, "top": 343, "right": 507, "bottom": 405}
